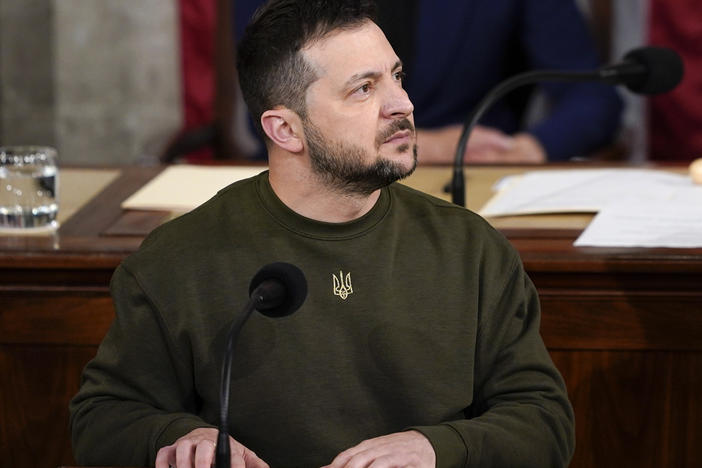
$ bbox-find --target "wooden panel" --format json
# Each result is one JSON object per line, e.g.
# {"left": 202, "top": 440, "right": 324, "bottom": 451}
{"left": 530, "top": 270, "right": 702, "bottom": 292}
{"left": 0, "top": 345, "right": 97, "bottom": 468}
{"left": 0, "top": 266, "right": 117, "bottom": 290}
{"left": 551, "top": 350, "right": 702, "bottom": 468}
{"left": 540, "top": 294, "right": 702, "bottom": 350}
{"left": 670, "top": 352, "right": 702, "bottom": 467}
{"left": 0, "top": 293, "right": 114, "bottom": 345}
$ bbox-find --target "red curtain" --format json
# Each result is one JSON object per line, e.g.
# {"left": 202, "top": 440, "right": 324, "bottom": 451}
{"left": 178, "top": 0, "right": 216, "bottom": 160}
{"left": 648, "top": 0, "right": 702, "bottom": 161}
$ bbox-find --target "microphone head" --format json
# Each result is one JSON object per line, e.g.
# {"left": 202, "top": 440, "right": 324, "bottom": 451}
{"left": 249, "top": 262, "right": 307, "bottom": 318}
{"left": 623, "top": 46, "right": 684, "bottom": 94}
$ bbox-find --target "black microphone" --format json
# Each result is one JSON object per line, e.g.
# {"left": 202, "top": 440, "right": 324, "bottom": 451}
{"left": 599, "top": 46, "right": 684, "bottom": 94}
{"left": 215, "top": 262, "right": 307, "bottom": 468}
{"left": 450, "top": 46, "right": 684, "bottom": 206}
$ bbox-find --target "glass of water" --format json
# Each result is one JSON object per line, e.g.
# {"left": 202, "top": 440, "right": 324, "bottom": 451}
{"left": 0, "top": 146, "right": 59, "bottom": 230}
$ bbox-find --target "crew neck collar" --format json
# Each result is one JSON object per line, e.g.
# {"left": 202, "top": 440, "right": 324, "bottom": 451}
{"left": 256, "top": 172, "right": 391, "bottom": 240}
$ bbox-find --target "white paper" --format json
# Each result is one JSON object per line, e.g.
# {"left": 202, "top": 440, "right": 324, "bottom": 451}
{"left": 121, "top": 165, "right": 266, "bottom": 212}
{"left": 574, "top": 197, "right": 702, "bottom": 248}
{"left": 480, "top": 169, "right": 689, "bottom": 217}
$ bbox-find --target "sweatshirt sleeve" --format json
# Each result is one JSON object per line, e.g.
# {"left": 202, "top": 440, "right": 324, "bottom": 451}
{"left": 412, "top": 258, "right": 575, "bottom": 467}
{"left": 522, "top": 0, "right": 623, "bottom": 160}
{"left": 69, "top": 264, "right": 214, "bottom": 466}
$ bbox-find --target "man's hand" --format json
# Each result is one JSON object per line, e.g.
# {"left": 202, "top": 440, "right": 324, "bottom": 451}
{"left": 155, "top": 427, "right": 269, "bottom": 468}
{"left": 417, "top": 124, "right": 546, "bottom": 164}
{"left": 322, "top": 430, "right": 436, "bottom": 468}
{"left": 417, "top": 124, "right": 513, "bottom": 164}
{"left": 466, "top": 133, "right": 546, "bottom": 164}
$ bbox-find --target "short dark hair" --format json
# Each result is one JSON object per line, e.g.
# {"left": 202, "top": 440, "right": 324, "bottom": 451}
{"left": 236, "top": 0, "right": 377, "bottom": 138}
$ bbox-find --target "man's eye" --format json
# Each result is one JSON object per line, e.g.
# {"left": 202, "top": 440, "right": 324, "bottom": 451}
{"left": 355, "top": 83, "right": 371, "bottom": 94}
{"left": 394, "top": 71, "right": 406, "bottom": 82}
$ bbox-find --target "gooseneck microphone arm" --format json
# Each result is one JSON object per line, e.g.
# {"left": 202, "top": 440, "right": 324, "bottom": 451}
{"left": 215, "top": 298, "right": 258, "bottom": 468}
{"left": 450, "top": 69, "right": 602, "bottom": 206}
{"left": 450, "top": 46, "right": 683, "bottom": 206}
{"left": 215, "top": 262, "right": 307, "bottom": 468}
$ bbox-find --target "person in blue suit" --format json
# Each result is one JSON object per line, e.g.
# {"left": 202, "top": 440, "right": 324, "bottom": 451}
{"left": 233, "top": 0, "right": 623, "bottom": 163}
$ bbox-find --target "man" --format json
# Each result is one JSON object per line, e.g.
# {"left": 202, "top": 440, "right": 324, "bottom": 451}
{"left": 70, "top": 1, "right": 574, "bottom": 467}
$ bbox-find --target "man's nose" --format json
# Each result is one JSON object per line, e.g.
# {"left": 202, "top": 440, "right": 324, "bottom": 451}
{"left": 381, "top": 86, "right": 414, "bottom": 119}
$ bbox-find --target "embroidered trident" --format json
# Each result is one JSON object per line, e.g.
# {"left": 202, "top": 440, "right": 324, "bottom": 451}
{"left": 333, "top": 270, "right": 353, "bottom": 299}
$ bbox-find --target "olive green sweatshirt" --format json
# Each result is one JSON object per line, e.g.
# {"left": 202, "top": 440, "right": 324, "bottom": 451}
{"left": 70, "top": 171, "right": 574, "bottom": 467}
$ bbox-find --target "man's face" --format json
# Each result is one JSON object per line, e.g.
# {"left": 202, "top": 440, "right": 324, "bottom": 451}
{"left": 300, "top": 21, "right": 417, "bottom": 195}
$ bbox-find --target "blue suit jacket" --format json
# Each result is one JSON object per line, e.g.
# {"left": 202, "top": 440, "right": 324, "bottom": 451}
{"left": 234, "top": 0, "right": 623, "bottom": 161}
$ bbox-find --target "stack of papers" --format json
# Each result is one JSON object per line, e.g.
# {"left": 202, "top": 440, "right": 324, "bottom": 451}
{"left": 479, "top": 169, "right": 702, "bottom": 248}
{"left": 480, "top": 169, "right": 689, "bottom": 216}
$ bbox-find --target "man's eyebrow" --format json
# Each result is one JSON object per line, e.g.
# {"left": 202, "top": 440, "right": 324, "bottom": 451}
{"left": 344, "top": 60, "right": 404, "bottom": 88}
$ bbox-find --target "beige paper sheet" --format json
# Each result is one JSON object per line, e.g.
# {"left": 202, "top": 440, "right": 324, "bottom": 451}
{"left": 121, "top": 165, "right": 267, "bottom": 212}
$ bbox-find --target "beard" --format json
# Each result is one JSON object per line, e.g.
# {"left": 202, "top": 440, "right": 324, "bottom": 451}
{"left": 304, "top": 118, "right": 418, "bottom": 196}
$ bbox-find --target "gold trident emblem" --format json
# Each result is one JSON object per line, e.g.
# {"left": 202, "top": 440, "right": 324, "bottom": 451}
{"left": 333, "top": 270, "right": 353, "bottom": 300}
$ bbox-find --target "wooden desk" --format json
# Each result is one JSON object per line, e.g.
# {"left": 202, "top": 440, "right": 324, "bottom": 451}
{"left": 1, "top": 165, "right": 700, "bottom": 468}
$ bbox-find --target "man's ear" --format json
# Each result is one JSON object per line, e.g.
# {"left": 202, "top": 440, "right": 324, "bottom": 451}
{"left": 261, "top": 108, "right": 304, "bottom": 153}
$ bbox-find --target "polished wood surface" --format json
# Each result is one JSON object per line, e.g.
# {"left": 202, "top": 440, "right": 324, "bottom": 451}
{"left": 1, "top": 165, "right": 701, "bottom": 468}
